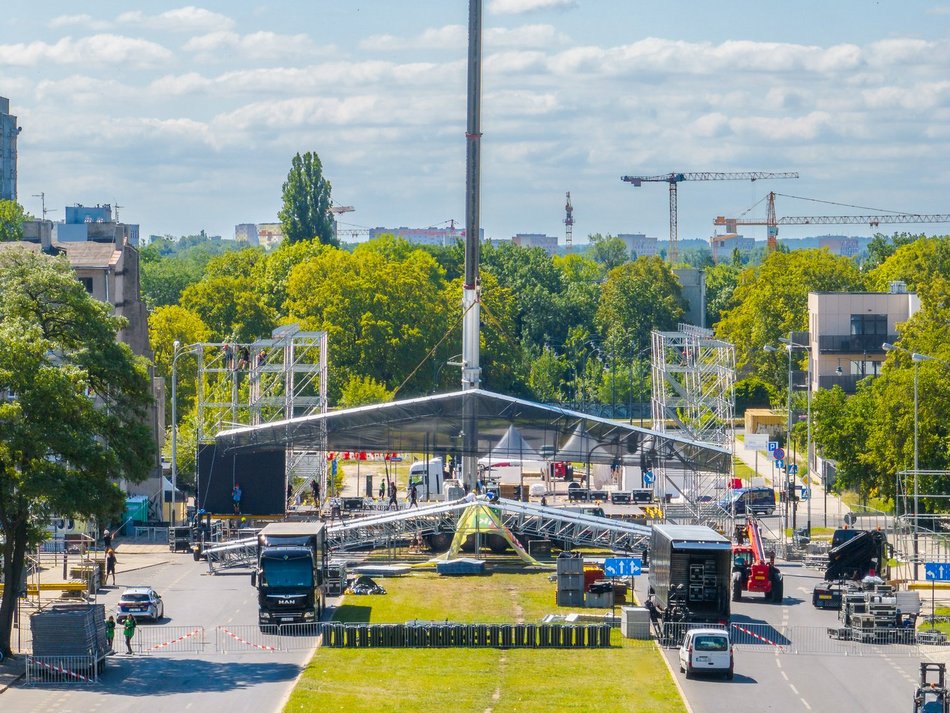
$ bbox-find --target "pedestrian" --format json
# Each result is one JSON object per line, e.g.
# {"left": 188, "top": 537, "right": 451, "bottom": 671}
{"left": 232, "top": 482, "right": 242, "bottom": 514}
{"left": 378, "top": 479, "right": 385, "bottom": 501}
{"left": 409, "top": 483, "right": 418, "bottom": 509}
{"left": 105, "top": 548, "right": 117, "bottom": 585}
{"left": 311, "top": 478, "right": 321, "bottom": 505}
{"left": 388, "top": 481, "right": 398, "bottom": 511}
{"left": 123, "top": 615, "right": 136, "bottom": 654}
{"left": 541, "top": 495, "right": 548, "bottom": 507}
{"left": 102, "top": 528, "right": 112, "bottom": 551}
{"left": 105, "top": 615, "right": 116, "bottom": 652}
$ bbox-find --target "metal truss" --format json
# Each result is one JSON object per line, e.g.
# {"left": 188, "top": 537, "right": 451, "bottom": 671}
{"left": 651, "top": 324, "right": 736, "bottom": 528}
{"left": 195, "top": 324, "right": 328, "bottom": 488}
{"left": 205, "top": 537, "right": 260, "bottom": 574}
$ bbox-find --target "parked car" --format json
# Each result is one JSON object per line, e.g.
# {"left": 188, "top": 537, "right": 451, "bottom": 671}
{"left": 678, "top": 628, "right": 734, "bottom": 679}
{"left": 117, "top": 586, "right": 164, "bottom": 622}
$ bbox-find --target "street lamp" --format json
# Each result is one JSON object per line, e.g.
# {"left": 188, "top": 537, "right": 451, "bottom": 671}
{"left": 883, "top": 342, "right": 950, "bottom": 579}
{"left": 171, "top": 341, "right": 198, "bottom": 526}
{"left": 765, "top": 335, "right": 813, "bottom": 538}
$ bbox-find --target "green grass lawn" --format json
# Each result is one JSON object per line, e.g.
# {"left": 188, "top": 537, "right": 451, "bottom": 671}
{"left": 285, "top": 570, "right": 686, "bottom": 713}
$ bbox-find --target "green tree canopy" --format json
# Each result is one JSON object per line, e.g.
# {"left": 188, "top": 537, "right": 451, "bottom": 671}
{"left": 0, "top": 200, "right": 28, "bottom": 242}
{"left": 180, "top": 275, "right": 276, "bottom": 343}
{"left": 587, "top": 233, "right": 629, "bottom": 272}
{"left": 0, "top": 249, "right": 154, "bottom": 657}
{"left": 279, "top": 151, "right": 337, "bottom": 246}
{"left": 715, "top": 249, "right": 865, "bottom": 390}
{"left": 866, "top": 235, "right": 950, "bottom": 299}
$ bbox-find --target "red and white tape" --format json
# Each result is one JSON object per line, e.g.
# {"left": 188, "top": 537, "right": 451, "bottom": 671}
{"left": 29, "top": 656, "right": 90, "bottom": 681}
{"left": 222, "top": 627, "right": 278, "bottom": 651}
{"left": 731, "top": 623, "right": 784, "bottom": 649}
{"left": 145, "top": 628, "right": 202, "bottom": 652}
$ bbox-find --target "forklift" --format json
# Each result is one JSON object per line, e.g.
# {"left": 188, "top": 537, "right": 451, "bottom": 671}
{"left": 914, "top": 662, "right": 949, "bottom": 713}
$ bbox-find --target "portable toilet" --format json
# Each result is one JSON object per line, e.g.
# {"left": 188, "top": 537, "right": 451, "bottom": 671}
{"left": 123, "top": 495, "right": 149, "bottom": 535}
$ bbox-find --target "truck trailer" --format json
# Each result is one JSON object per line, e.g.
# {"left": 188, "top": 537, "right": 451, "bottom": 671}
{"left": 251, "top": 522, "right": 327, "bottom": 628}
{"left": 648, "top": 524, "right": 732, "bottom": 624}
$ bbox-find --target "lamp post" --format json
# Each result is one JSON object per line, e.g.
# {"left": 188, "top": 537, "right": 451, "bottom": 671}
{"left": 171, "top": 341, "right": 197, "bottom": 526}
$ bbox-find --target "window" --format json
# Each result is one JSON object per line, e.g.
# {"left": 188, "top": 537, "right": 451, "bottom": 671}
{"left": 79, "top": 277, "right": 94, "bottom": 293}
{"left": 850, "top": 314, "right": 887, "bottom": 336}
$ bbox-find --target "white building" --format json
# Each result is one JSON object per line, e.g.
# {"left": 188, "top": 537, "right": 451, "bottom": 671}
{"left": 235, "top": 223, "right": 260, "bottom": 246}
{"left": 512, "top": 233, "right": 558, "bottom": 254}
{"left": 617, "top": 233, "right": 659, "bottom": 258}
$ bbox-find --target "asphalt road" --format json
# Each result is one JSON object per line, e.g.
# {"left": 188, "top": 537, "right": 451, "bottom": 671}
{"left": 3, "top": 550, "right": 313, "bottom": 713}
{"left": 641, "top": 562, "right": 924, "bottom": 713}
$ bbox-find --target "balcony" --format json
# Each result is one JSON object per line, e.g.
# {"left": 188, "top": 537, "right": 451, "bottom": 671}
{"left": 817, "top": 334, "right": 897, "bottom": 354}
{"left": 817, "top": 373, "right": 877, "bottom": 393}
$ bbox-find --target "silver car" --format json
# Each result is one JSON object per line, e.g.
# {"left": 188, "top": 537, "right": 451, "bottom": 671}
{"left": 117, "top": 586, "right": 164, "bottom": 622}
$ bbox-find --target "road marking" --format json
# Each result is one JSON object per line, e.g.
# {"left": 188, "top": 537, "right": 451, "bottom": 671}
{"left": 801, "top": 698, "right": 812, "bottom": 710}
{"left": 790, "top": 684, "right": 799, "bottom": 695}
{"left": 781, "top": 671, "right": 788, "bottom": 680}
{"left": 775, "top": 658, "right": 782, "bottom": 668}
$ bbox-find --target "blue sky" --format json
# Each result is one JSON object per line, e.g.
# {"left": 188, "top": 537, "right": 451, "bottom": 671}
{"left": 3, "top": 1, "right": 950, "bottom": 245}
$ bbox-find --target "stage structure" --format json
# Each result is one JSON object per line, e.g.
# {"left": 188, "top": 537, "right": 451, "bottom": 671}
{"left": 194, "top": 324, "right": 328, "bottom": 507}
{"left": 651, "top": 324, "right": 736, "bottom": 526}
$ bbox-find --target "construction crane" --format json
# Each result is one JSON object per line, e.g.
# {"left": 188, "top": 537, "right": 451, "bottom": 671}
{"left": 715, "top": 192, "right": 950, "bottom": 253}
{"left": 621, "top": 171, "right": 799, "bottom": 263}
{"left": 564, "top": 191, "right": 574, "bottom": 252}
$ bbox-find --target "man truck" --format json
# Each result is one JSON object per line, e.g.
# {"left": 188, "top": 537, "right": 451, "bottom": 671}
{"left": 251, "top": 522, "right": 327, "bottom": 628}
{"left": 647, "top": 524, "right": 732, "bottom": 624}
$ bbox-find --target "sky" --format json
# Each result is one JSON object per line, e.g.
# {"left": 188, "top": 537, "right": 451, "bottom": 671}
{"left": 3, "top": 1, "right": 950, "bottom": 246}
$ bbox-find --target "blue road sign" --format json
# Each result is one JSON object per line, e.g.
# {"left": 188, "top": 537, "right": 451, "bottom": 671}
{"left": 788, "top": 464, "right": 799, "bottom": 476}
{"left": 603, "top": 558, "right": 642, "bottom": 577}
{"left": 768, "top": 441, "right": 778, "bottom": 452}
{"left": 643, "top": 470, "right": 655, "bottom": 486}
{"left": 800, "top": 487, "right": 809, "bottom": 501}
{"left": 775, "top": 459, "right": 785, "bottom": 470}
{"left": 331, "top": 459, "right": 338, "bottom": 476}
{"left": 925, "top": 563, "right": 950, "bottom": 581}
{"left": 773, "top": 448, "right": 785, "bottom": 461}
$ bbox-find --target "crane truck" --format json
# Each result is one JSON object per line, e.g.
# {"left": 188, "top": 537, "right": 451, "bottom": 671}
{"left": 251, "top": 522, "right": 327, "bottom": 628}
{"left": 731, "top": 517, "right": 783, "bottom": 602}
{"left": 812, "top": 527, "right": 889, "bottom": 610}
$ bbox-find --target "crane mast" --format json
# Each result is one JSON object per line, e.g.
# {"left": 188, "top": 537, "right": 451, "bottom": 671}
{"left": 564, "top": 191, "right": 574, "bottom": 252}
{"left": 621, "top": 171, "right": 798, "bottom": 264}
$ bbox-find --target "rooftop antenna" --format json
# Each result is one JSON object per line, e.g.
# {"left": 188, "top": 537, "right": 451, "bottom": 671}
{"left": 32, "top": 192, "right": 57, "bottom": 220}
{"left": 114, "top": 202, "right": 124, "bottom": 222}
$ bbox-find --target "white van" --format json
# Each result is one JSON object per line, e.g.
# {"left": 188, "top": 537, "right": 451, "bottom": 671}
{"left": 678, "top": 628, "right": 734, "bottom": 679}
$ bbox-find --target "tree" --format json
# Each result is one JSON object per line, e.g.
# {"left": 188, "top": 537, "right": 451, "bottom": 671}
{"left": 866, "top": 236, "right": 950, "bottom": 296}
{"left": 595, "top": 256, "right": 685, "bottom": 359}
{"left": 587, "top": 233, "right": 629, "bottom": 271}
{"left": 279, "top": 151, "right": 337, "bottom": 246}
{"left": 339, "top": 375, "right": 394, "bottom": 408}
{"left": 0, "top": 200, "right": 29, "bottom": 242}
{"left": 180, "top": 276, "right": 276, "bottom": 342}
{"left": 148, "top": 305, "right": 210, "bottom": 421}
{"left": 704, "top": 262, "right": 741, "bottom": 327}
{"left": 715, "top": 249, "right": 865, "bottom": 391}
{"left": 861, "top": 232, "right": 921, "bottom": 272}
{"left": 0, "top": 249, "right": 154, "bottom": 657}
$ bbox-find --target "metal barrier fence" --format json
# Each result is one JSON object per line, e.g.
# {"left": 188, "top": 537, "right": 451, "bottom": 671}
{"left": 25, "top": 655, "right": 100, "bottom": 685}
{"left": 133, "top": 625, "right": 206, "bottom": 655}
{"left": 216, "top": 625, "right": 282, "bottom": 653}
{"left": 658, "top": 621, "right": 935, "bottom": 657}
{"left": 320, "top": 622, "right": 613, "bottom": 649}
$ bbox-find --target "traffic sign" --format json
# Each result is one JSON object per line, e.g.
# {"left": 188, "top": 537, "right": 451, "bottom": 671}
{"left": 925, "top": 563, "right": 950, "bottom": 581}
{"left": 773, "top": 448, "right": 785, "bottom": 461}
{"left": 643, "top": 470, "right": 655, "bottom": 486}
{"left": 745, "top": 434, "right": 770, "bottom": 451}
{"left": 800, "top": 487, "right": 809, "bottom": 501}
{"left": 788, "top": 464, "right": 799, "bottom": 476}
{"left": 775, "top": 459, "right": 785, "bottom": 470}
{"left": 603, "top": 558, "right": 642, "bottom": 577}
{"left": 767, "top": 441, "right": 779, "bottom": 452}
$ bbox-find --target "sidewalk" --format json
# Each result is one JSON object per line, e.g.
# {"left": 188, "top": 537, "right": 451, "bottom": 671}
{"left": 0, "top": 657, "right": 25, "bottom": 694}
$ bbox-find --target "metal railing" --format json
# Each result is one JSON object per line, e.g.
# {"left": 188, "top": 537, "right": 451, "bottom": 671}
{"left": 132, "top": 625, "right": 206, "bottom": 655}
{"left": 25, "top": 655, "right": 99, "bottom": 685}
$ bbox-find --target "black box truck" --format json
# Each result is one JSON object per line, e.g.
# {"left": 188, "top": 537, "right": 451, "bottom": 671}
{"left": 251, "top": 522, "right": 327, "bottom": 628}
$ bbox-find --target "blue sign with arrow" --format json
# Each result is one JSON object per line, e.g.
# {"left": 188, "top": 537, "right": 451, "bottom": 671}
{"left": 643, "top": 470, "right": 655, "bottom": 486}
{"left": 925, "top": 563, "right": 950, "bottom": 581}
{"left": 775, "top": 459, "right": 785, "bottom": 470}
{"left": 603, "top": 558, "right": 642, "bottom": 577}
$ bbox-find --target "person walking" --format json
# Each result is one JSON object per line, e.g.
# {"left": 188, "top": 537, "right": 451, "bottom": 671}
{"left": 311, "top": 478, "right": 321, "bottom": 505}
{"left": 409, "top": 483, "right": 418, "bottom": 509}
{"left": 387, "top": 481, "right": 398, "bottom": 511}
{"left": 123, "top": 615, "right": 136, "bottom": 654}
{"left": 232, "top": 482, "right": 242, "bottom": 514}
{"left": 378, "top": 479, "right": 385, "bottom": 501}
{"left": 105, "top": 548, "right": 117, "bottom": 585}
{"left": 102, "top": 528, "right": 112, "bottom": 551}
{"left": 105, "top": 615, "right": 116, "bottom": 652}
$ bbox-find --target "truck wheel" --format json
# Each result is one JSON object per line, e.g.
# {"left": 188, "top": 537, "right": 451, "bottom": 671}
{"left": 771, "top": 576, "right": 784, "bottom": 603}
{"left": 732, "top": 577, "right": 742, "bottom": 602}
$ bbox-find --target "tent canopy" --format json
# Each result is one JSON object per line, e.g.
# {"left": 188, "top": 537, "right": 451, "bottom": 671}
{"left": 215, "top": 389, "right": 730, "bottom": 474}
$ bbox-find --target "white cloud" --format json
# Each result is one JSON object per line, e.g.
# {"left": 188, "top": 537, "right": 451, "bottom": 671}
{"left": 117, "top": 6, "right": 235, "bottom": 32}
{"left": 361, "top": 24, "right": 466, "bottom": 51}
{"left": 487, "top": 24, "right": 568, "bottom": 48}
{"left": 184, "top": 30, "right": 321, "bottom": 60}
{"left": 489, "top": 0, "right": 578, "bottom": 14}
{"left": 0, "top": 35, "right": 172, "bottom": 68}
{"left": 49, "top": 15, "right": 112, "bottom": 31}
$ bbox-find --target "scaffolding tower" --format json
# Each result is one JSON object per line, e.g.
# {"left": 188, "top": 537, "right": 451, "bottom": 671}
{"left": 195, "top": 325, "right": 328, "bottom": 491}
{"left": 651, "top": 324, "right": 736, "bottom": 526}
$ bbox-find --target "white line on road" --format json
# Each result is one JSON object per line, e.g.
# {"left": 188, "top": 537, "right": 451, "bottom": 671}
{"left": 801, "top": 698, "right": 812, "bottom": 710}
{"left": 775, "top": 658, "right": 782, "bottom": 668}
{"left": 790, "top": 684, "right": 799, "bottom": 695}
{"left": 781, "top": 671, "right": 789, "bottom": 681}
